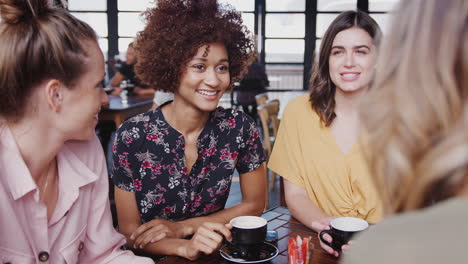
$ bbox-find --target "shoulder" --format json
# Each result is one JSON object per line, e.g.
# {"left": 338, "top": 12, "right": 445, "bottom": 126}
{"left": 118, "top": 110, "right": 154, "bottom": 132}
{"left": 282, "top": 94, "right": 320, "bottom": 123}
{"left": 114, "top": 110, "right": 156, "bottom": 147}
{"left": 118, "top": 62, "right": 131, "bottom": 73}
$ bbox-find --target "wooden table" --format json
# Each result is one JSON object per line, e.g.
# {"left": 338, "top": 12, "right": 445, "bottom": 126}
{"left": 100, "top": 94, "right": 154, "bottom": 127}
{"left": 154, "top": 207, "right": 338, "bottom": 264}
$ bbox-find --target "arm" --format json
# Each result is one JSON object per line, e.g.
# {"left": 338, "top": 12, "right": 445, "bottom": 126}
{"left": 284, "top": 179, "right": 340, "bottom": 257}
{"left": 125, "top": 164, "right": 266, "bottom": 248}
{"left": 110, "top": 72, "right": 125, "bottom": 96}
{"left": 284, "top": 179, "right": 332, "bottom": 231}
{"left": 110, "top": 72, "right": 125, "bottom": 88}
{"left": 114, "top": 187, "right": 232, "bottom": 260}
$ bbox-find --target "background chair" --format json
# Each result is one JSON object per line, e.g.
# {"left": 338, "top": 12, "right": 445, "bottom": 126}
{"left": 255, "top": 92, "right": 269, "bottom": 107}
{"left": 257, "top": 99, "right": 280, "bottom": 209}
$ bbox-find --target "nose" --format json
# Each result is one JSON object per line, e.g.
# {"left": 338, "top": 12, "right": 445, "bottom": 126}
{"left": 100, "top": 88, "right": 109, "bottom": 106}
{"left": 204, "top": 68, "right": 221, "bottom": 87}
{"left": 344, "top": 52, "right": 356, "bottom": 68}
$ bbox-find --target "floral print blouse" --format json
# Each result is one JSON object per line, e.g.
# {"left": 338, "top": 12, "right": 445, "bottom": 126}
{"left": 111, "top": 104, "right": 265, "bottom": 223}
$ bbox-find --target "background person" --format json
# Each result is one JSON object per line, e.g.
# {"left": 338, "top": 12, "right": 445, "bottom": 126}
{"left": 268, "top": 10, "right": 383, "bottom": 257}
{"left": 0, "top": 0, "right": 152, "bottom": 263}
{"left": 111, "top": 0, "right": 267, "bottom": 260}
{"left": 235, "top": 60, "right": 269, "bottom": 119}
{"left": 110, "top": 42, "right": 155, "bottom": 96}
{"left": 343, "top": 0, "right": 468, "bottom": 263}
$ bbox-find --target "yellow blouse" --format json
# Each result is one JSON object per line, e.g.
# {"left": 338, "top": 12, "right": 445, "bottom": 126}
{"left": 268, "top": 94, "right": 383, "bottom": 223}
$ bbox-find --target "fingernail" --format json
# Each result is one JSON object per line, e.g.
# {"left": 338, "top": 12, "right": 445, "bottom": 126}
{"left": 140, "top": 245, "right": 143, "bottom": 249}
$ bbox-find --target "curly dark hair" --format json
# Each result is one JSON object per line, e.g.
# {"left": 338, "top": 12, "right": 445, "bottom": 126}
{"left": 134, "top": 0, "right": 255, "bottom": 93}
{"left": 309, "top": 10, "right": 381, "bottom": 126}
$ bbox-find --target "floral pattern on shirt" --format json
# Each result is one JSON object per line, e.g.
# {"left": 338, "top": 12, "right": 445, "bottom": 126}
{"left": 111, "top": 105, "right": 265, "bottom": 223}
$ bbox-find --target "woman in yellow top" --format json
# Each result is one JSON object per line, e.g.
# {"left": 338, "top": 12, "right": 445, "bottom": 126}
{"left": 268, "top": 10, "right": 383, "bottom": 257}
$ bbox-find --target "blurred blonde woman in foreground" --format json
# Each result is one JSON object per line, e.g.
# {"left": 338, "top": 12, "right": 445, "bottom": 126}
{"left": 343, "top": 0, "right": 468, "bottom": 263}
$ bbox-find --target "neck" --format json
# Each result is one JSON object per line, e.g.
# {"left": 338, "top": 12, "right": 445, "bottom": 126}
{"left": 164, "top": 98, "right": 210, "bottom": 136}
{"left": 334, "top": 86, "right": 368, "bottom": 117}
{"left": 8, "top": 118, "right": 63, "bottom": 184}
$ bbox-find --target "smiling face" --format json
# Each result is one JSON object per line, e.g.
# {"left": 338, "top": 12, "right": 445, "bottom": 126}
{"left": 60, "top": 40, "right": 108, "bottom": 141}
{"left": 328, "top": 27, "right": 377, "bottom": 93}
{"left": 175, "top": 42, "right": 230, "bottom": 113}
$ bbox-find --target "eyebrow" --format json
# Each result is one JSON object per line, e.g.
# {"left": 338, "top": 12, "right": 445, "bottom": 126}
{"left": 191, "top": 57, "right": 229, "bottom": 63}
{"left": 331, "top": 45, "right": 371, "bottom": 50}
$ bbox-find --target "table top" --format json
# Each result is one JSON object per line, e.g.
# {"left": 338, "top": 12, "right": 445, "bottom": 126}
{"left": 153, "top": 207, "right": 338, "bottom": 264}
{"left": 103, "top": 94, "right": 154, "bottom": 111}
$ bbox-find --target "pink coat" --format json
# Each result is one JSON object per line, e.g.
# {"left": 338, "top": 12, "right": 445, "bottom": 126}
{"left": 0, "top": 125, "right": 153, "bottom": 264}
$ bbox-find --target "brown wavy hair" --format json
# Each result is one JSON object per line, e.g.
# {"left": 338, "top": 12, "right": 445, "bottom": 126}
{"left": 363, "top": 0, "right": 468, "bottom": 213}
{"left": 309, "top": 10, "right": 381, "bottom": 126}
{"left": 0, "top": 0, "right": 97, "bottom": 120}
{"left": 134, "top": 0, "right": 255, "bottom": 93}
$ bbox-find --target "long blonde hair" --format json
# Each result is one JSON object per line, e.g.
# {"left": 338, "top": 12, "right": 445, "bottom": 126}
{"left": 363, "top": 0, "right": 468, "bottom": 213}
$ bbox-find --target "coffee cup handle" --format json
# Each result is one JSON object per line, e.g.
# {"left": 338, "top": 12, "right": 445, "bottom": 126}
{"left": 319, "top": 230, "right": 334, "bottom": 248}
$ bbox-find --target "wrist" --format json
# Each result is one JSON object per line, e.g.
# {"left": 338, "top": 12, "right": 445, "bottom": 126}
{"left": 175, "top": 239, "right": 191, "bottom": 259}
{"left": 178, "top": 220, "right": 196, "bottom": 237}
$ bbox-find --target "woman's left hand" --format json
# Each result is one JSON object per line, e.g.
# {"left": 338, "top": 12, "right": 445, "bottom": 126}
{"left": 131, "top": 219, "right": 188, "bottom": 249}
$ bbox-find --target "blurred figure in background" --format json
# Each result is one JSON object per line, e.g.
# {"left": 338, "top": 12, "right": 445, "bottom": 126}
{"left": 0, "top": 0, "right": 152, "bottom": 263}
{"left": 110, "top": 42, "right": 155, "bottom": 96}
{"left": 235, "top": 60, "right": 269, "bottom": 119}
{"left": 343, "top": 0, "right": 468, "bottom": 263}
{"left": 268, "top": 10, "right": 383, "bottom": 257}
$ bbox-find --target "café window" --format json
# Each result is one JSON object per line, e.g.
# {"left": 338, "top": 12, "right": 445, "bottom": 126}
{"left": 69, "top": 0, "right": 108, "bottom": 56}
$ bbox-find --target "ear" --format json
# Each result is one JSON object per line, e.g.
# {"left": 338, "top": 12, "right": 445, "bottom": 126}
{"left": 44, "top": 79, "right": 65, "bottom": 112}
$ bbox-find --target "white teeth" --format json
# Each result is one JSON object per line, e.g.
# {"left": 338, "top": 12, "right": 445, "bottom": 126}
{"left": 342, "top": 73, "right": 359, "bottom": 77}
{"left": 197, "top": 90, "right": 217, "bottom": 96}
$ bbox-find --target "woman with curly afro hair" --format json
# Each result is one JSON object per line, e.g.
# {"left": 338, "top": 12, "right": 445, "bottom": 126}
{"left": 111, "top": 0, "right": 267, "bottom": 260}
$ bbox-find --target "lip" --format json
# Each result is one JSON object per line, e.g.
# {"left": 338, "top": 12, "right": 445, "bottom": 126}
{"left": 196, "top": 89, "right": 220, "bottom": 100}
{"left": 340, "top": 72, "right": 360, "bottom": 82}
